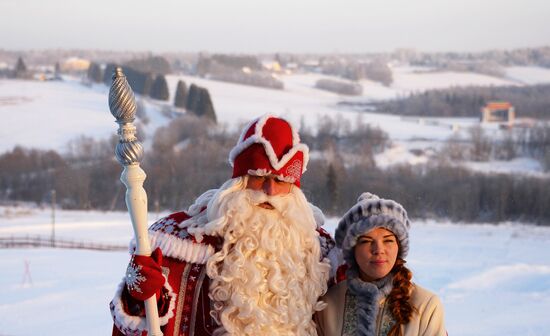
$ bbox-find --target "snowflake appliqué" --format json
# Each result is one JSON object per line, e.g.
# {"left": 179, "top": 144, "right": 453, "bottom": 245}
{"left": 285, "top": 159, "right": 302, "bottom": 180}
{"left": 126, "top": 261, "right": 146, "bottom": 293}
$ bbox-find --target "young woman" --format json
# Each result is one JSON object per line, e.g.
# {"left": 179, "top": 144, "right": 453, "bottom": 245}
{"left": 315, "top": 193, "right": 446, "bottom": 336}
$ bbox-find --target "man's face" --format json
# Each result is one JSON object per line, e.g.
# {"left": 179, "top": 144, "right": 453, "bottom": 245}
{"left": 245, "top": 174, "right": 293, "bottom": 209}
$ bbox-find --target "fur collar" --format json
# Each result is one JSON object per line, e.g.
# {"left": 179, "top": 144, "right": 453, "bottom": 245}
{"left": 347, "top": 274, "right": 394, "bottom": 336}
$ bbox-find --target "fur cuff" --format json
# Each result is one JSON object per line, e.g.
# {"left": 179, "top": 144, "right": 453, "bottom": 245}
{"left": 111, "top": 274, "right": 176, "bottom": 332}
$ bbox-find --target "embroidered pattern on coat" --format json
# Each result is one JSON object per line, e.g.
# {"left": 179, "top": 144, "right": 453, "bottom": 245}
{"left": 173, "top": 263, "right": 192, "bottom": 335}
{"left": 342, "top": 291, "right": 358, "bottom": 336}
{"left": 318, "top": 227, "right": 336, "bottom": 260}
{"left": 378, "top": 300, "right": 397, "bottom": 336}
{"left": 189, "top": 265, "right": 208, "bottom": 335}
{"left": 172, "top": 263, "right": 206, "bottom": 336}
{"left": 149, "top": 213, "right": 221, "bottom": 247}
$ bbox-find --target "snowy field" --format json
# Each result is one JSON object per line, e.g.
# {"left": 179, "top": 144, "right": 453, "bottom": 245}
{"left": 0, "top": 65, "right": 546, "bottom": 155}
{"left": 2, "top": 66, "right": 550, "bottom": 176}
{"left": 0, "top": 206, "right": 549, "bottom": 335}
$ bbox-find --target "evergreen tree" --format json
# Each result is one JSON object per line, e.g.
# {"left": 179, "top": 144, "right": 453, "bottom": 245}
{"left": 174, "top": 80, "right": 187, "bottom": 108}
{"left": 54, "top": 62, "right": 61, "bottom": 79}
{"left": 126, "top": 69, "right": 153, "bottom": 96}
{"left": 150, "top": 74, "right": 169, "bottom": 101}
{"left": 87, "top": 62, "right": 103, "bottom": 83}
{"left": 103, "top": 63, "right": 153, "bottom": 96}
{"left": 199, "top": 88, "right": 217, "bottom": 123}
{"left": 185, "top": 84, "right": 216, "bottom": 123}
{"left": 15, "top": 57, "right": 27, "bottom": 72}
{"left": 186, "top": 84, "right": 200, "bottom": 112}
{"left": 103, "top": 63, "right": 117, "bottom": 85}
{"left": 125, "top": 56, "right": 172, "bottom": 75}
{"left": 14, "top": 57, "right": 27, "bottom": 78}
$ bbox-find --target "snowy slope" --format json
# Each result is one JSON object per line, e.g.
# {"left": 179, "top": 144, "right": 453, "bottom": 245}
{"left": 1, "top": 66, "right": 550, "bottom": 176}
{"left": 505, "top": 66, "right": 550, "bottom": 85}
{"left": 0, "top": 206, "right": 549, "bottom": 335}
{"left": 1, "top": 66, "right": 545, "bottom": 154}
{"left": 461, "top": 157, "right": 549, "bottom": 178}
{"left": 390, "top": 66, "right": 518, "bottom": 95}
{"left": 0, "top": 78, "right": 113, "bottom": 153}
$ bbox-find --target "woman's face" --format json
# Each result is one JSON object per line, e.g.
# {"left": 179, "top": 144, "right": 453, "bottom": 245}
{"left": 354, "top": 227, "right": 399, "bottom": 282}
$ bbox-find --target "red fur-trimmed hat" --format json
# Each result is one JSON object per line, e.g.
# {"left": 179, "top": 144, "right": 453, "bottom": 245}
{"left": 229, "top": 115, "right": 309, "bottom": 187}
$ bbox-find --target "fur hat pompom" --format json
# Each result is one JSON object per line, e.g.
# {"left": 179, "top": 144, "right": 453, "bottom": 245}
{"left": 357, "top": 192, "right": 379, "bottom": 203}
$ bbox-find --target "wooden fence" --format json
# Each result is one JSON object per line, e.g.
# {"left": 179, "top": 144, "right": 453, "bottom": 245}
{"left": 0, "top": 235, "right": 127, "bottom": 251}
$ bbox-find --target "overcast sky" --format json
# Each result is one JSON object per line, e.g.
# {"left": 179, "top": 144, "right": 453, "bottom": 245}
{"left": 1, "top": 0, "right": 549, "bottom": 53}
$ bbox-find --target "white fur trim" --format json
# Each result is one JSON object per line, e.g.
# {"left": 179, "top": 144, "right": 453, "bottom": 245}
{"left": 228, "top": 114, "right": 310, "bottom": 173}
{"left": 111, "top": 274, "right": 176, "bottom": 332}
{"left": 130, "top": 230, "right": 216, "bottom": 264}
{"left": 309, "top": 203, "right": 325, "bottom": 228}
{"left": 111, "top": 278, "right": 146, "bottom": 331}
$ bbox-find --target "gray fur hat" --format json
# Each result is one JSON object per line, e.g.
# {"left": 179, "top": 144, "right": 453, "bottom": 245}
{"left": 335, "top": 193, "right": 411, "bottom": 270}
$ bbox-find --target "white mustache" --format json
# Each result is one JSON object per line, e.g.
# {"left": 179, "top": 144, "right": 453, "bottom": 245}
{"left": 245, "top": 189, "right": 291, "bottom": 212}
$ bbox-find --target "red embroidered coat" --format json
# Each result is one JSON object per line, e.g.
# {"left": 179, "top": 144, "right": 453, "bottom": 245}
{"left": 110, "top": 210, "right": 337, "bottom": 336}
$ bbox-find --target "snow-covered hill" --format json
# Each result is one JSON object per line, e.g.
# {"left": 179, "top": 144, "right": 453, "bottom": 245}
{"left": 1, "top": 66, "right": 549, "bottom": 176}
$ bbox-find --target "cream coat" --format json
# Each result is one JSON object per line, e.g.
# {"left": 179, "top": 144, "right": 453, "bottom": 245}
{"left": 315, "top": 280, "right": 446, "bottom": 336}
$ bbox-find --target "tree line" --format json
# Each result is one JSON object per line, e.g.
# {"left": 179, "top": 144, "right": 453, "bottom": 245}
{"left": 367, "top": 84, "right": 550, "bottom": 119}
{"left": 1, "top": 115, "right": 549, "bottom": 224}
{"left": 302, "top": 160, "right": 550, "bottom": 223}
{"left": 408, "top": 46, "right": 550, "bottom": 68}
{"left": 439, "top": 124, "right": 550, "bottom": 171}
{"left": 195, "top": 54, "right": 284, "bottom": 90}
{"left": 319, "top": 57, "right": 393, "bottom": 86}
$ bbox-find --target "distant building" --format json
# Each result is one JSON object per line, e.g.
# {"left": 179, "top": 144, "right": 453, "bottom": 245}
{"left": 61, "top": 57, "right": 90, "bottom": 72}
{"left": 481, "top": 101, "right": 515, "bottom": 126}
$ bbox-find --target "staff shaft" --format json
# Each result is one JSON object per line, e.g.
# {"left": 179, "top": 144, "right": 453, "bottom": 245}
{"left": 109, "top": 67, "right": 163, "bottom": 336}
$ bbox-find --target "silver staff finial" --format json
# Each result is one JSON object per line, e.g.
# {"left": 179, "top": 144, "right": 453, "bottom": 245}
{"left": 108, "top": 67, "right": 144, "bottom": 166}
{"left": 109, "top": 66, "right": 137, "bottom": 122}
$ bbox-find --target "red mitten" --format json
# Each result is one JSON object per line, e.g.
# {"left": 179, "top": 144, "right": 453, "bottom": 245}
{"left": 125, "top": 247, "right": 165, "bottom": 301}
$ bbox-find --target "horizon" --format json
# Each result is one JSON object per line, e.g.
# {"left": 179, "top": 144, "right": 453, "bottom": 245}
{"left": 1, "top": 0, "right": 549, "bottom": 54}
{"left": 2, "top": 45, "right": 550, "bottom": 55}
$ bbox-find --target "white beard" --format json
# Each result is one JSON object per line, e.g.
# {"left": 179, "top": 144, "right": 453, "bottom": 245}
{"left": 198, "top": 177, "right": 330, "bottom": 336}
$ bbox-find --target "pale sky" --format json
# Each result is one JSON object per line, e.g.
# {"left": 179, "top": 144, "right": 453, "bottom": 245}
{"left": 1, "top": 0, "right": 549, "bottom": 53}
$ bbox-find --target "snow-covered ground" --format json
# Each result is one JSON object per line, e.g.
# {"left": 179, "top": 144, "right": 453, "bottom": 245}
{"left": 0, "top": 206, "right": 549, "bottom": 335}
{"left": 0, "top": 65, "right": 541, "bottom": 154}
{"left": 505, "top": 66, "right": 550, "bottom": 85}
{"left": 461, "top": 157, "right": 549, "bottom": 178}
{"left": 0, "top": 78, "right": 174, "bottom": 154}
{"left": 389, "top": 66, "right": 519, "bottom": 94}
{"left": 0, "top": 78, "right": 114, "bottom": 153}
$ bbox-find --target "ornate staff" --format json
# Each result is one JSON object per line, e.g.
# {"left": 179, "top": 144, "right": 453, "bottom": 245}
{"left": 109, "top": 67, "right": 163, "bottom": 336}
